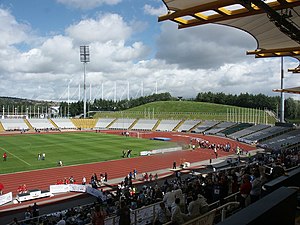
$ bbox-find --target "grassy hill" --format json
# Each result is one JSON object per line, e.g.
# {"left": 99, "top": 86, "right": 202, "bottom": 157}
{"left": 94, "top": 101, "right": 276, "bottom": 124}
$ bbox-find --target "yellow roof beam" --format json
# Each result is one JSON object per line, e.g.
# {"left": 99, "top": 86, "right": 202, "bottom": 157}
{"left": 194, "top": 12, "right": 223, "bottom": 20}
{"left": 173, "top": 17, "right": 188, "bottom": 24}
{"left": 218, "top": 6, "right": 249, "bottom": 15}
{"left": 159, "top": 0, "right": 238, "bottom": 22}
{"left": 160, "top": 0, "right": 300, "bottom": 29}
{"left": 251, "top": 1, "right": 281, "bottom": 10}
{"left": 247, "top": 47, "right": 300, "bottom": 58}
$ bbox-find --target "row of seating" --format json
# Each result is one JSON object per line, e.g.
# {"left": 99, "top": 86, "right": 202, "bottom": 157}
{"left": 0, "top": 118, "right": 298, "bottom": 151}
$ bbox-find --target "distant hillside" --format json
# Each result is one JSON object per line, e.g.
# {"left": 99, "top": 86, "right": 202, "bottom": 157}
{"left": 126, "top": 101, "right": 237, "bottom": 113}
{"left": 0, "top": 97, "right": 58, "bottom": 116}
{"left": 94, "top": 101, "right": 277, "bottom": 124}
{"left": 0, "top": 96, "right": 55, "bottom": 105}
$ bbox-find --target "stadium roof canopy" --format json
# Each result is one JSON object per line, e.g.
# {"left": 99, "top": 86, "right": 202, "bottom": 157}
{"left": 158, "top": 0, "right": 300, "bottom": 95}
{"left": 158, "top": 0, "right": 300, "bottom": 72}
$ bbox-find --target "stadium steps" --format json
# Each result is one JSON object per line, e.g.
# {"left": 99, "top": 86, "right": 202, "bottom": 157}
{"left": 128, "top": 118, "right": 139, "bottom": 130}
{"left": 49, "top": 119, "right": 59, "bottom": 128}
{"left": 106, "top": 118, "right": 118, "bottom": 129}
{"left": 203, "top": 121, "right": 221, "bottom": 133}
{"left": 152, "top": 119, "right": 161, "bottom": 131}
{"left": 0, "top": 122, "right": 5, "bottom": 132}
{"left": 221, "top": 123, "right": 253, "bottom": 136}
{"left": 188, "top": 120, "right": 202, "bottom": 132}
{"left": 71, "top": 118, "right": 97, "bottom": 129}
{"left": 173, "top": 119, "right": 185, "bottom": 131}
{"left": 216, "top": 123, "right": 237, "bottom": 134}
{"left": 24, "top": 119, "right": 34, "bottom": 131}
{"left": 239, "top": 125, "right": 270, "bottom": 138}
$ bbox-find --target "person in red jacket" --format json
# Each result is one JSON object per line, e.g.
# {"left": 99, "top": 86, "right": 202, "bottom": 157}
{"left": 3, "top": 152, "right": 7, "bottom": 161}
{"left": 239, "top": 174, "right": 252, "bottom": 208}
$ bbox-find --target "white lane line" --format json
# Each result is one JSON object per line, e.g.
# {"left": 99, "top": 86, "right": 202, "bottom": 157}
{"left": 0, "top": 147, "right": 31, "bottom": 166}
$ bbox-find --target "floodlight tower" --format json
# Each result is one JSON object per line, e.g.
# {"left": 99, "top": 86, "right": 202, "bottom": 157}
{"left": 80, "top": 46, "right": 90, "bottom": 118}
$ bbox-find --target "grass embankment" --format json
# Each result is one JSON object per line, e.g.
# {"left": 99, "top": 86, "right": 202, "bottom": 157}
{"left": 94, "top": 101, "right": 276, "bottom": 124}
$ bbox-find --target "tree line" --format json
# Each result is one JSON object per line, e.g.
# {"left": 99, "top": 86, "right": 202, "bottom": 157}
{"left": 60, "top": 92, "right": 175, "bottom": 117}
{"left": 195, "top": 92, "right": 300, "bottom": 120}
{"left": 0, "top": 92, "right": 299, "bottom": 120}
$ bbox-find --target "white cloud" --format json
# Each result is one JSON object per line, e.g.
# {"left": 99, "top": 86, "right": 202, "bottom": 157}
{"left": 0, "top": 6, "right": 298, "bottom": 102}
{"left": 66, "top": 14, "right": 132, "bottom": 44}
{"left": 0, "top": 8, "right": 31, "bottom": 47}
{"left": 144, "top": 4, "right": 167, "bottom": 16}
{"left": 0, "top": 8, "right": 152, "bottom": 100}
{"left": 56, "top": 0, "right": 122, "bottom": 10}
{"left": 156, "top": 23, "right": 257, "bottom": 70}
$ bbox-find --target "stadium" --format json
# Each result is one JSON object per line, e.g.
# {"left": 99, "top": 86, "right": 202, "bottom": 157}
{"left": 0, "top": 1, "right": 300, "bottom": 225}
{"left": 0, "top": 102, "right": 299, "bottom": 224}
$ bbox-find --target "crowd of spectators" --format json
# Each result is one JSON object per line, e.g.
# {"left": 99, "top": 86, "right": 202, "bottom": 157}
{"left": 190, "top": 138, "right": 233, "bottom": 153}
{"left": 56, "top": 176, "right": 76, "bottom": 185}
{"left": 13, "top": 146, "right": 299, "bottom": 225}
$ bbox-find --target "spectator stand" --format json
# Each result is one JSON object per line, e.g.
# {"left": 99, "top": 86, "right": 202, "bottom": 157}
{"left": 205, "top": 121, "right": 237, "bottom": 135}
{"left": 238, "top": 125, "right": 292, "bottom": 145}
{"left": 108, "top": 118, "right": 136, "bottom": 130}
{"left": 155, "top": 119, "right": 181, "bottom": 132}
{"left": 27, "top": 118, "right": 56, "bottom": 131}
{"left": 94, "top": 118, "right": 116, "bottom": 130}
{"left": 70, "top": 118, "right": 97, "bottom": 130}
{"left": 258, "top": 129, "right": 300, "bottom": 152}
{"left": 218, "top": 123, "right": 253, "bottom": 137}
{"left": 228, "top": 124, "right": 270, "bottom": 140}
{"left": 0, "top": 118, "right": 29, "bottom": 131}
{"left": 191, "top": 120, "right": 220, "bottom": 133}
{"left": 51, "top": 118, "right": 77, "bottom": 130}
{"left": 177, "top": 120, "right": 201, "bottom": 132}
{"left": 130, "top": 119, "right": 158, "bottom": 131}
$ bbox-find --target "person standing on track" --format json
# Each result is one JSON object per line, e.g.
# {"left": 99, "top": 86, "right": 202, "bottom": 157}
{"left": 173, "top": 161, "right": 176, "bottom": 169}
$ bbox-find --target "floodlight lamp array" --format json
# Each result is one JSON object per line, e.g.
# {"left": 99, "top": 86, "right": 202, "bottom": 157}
{"left": 80, "top": 46, "right": 90, "bottom": 63}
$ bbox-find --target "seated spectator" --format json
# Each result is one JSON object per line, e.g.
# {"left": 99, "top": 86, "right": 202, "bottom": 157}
{"left": 56, "top": 179, "right": 64, "bottom": 185}
{"left": 250, "top": 170, "right": 262, "bottom": 203}
{"left": 188, "top": 194, "right": 201, "bottom": 219}
{"left": 239, "top": 174, "right": 252, "bottom": 208}
{"left": 32, "top": 202, "right": 39, "bottom": 217}
{"left": 91, "top": 204, "right": 106, "bottom": 225}
{"left": 82, "top": 176, "right": 86, "bottom": 185}
{"left": 153, "top": 202, "right": 171, "bottom": 225}
{"left": 171, "top": 198, "right": 187, "bottom": 225}
{"left": 117, "top": 201, "right": 131, "bottom": 225}
{"left": 69, "top": 176, "right": 75, "bottom": 184}
{"left": 56, "top": 214, "right": 66, "bottom": 225}
{"left": 0, "top": 182, "right": 4, "bottom": 195}
{"left": 17, "top": 184, "right": 28, "bottom": 194}
{"left": 197, "top": 194, "right": 209, "bottom": 215}
{"left": 24, "top": 208, "right": 32, "bottom": 220}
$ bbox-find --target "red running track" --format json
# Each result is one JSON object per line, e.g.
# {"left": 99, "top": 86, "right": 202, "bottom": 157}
{"left": 0, "top": 131, "right": 255, "bottom": 197}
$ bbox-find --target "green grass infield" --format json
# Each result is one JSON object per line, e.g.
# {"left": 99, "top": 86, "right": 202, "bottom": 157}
{"left": 0, "top": 132, "right": 178, "bottom": 174}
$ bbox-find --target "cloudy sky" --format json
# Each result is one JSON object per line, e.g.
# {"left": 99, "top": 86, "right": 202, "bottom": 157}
{"left": 0, "top": 0, "right": 299, "bottom": 102}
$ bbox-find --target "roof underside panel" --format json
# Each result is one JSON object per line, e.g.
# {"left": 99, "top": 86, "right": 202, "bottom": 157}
{"left": 217, "top": 6, "right": 300, "bottom": 50}
{"left": 160, "top": 0, "right": 300, "bottom": 71}
{"left": 163, "top": 0, "right": 220, "bottom": 11}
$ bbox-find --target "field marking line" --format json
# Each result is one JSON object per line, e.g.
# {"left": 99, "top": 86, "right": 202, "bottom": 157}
{"left": 0, "top": 147, "right": 31, "bottom": 166}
